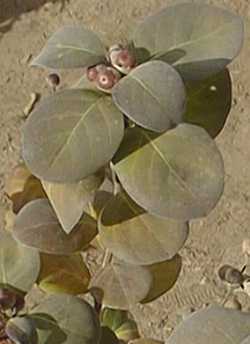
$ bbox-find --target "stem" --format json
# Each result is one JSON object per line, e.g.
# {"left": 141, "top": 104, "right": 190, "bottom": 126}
{"left": 102, "top": 250, "right": 112, "bottom": 268}
{"left": 110, "top": 162, "right": 120, "bottom": 195}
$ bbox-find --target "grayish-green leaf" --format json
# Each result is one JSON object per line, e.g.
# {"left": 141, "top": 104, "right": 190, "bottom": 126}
{"left": 168, "top": 306, "right": 250, "bottom": 344}
{"left": 0, "top": 230, "right": 40, "bottom": 292}
{"left": 99, "top": 192, "right": 188, "bottom": 265}
{"left": 32, "top": 26, "right": 106, "bottom": 69}
{"left": 6, "top": 316, "right": 38, "bottom": 344}
{"left": 184, "top": 68, "right": 232, "bottom": 138}
{"left": 132, "top": 3, "right": 244, "bottom": 80}
{"left": 22, "top": 89, "right": 124, "bottom": 183}
{"left": 30, "top": 294, "right": 101, "bottom": 344}
{"left": 90, "top": 259, "right": 152, "bottom": 310}
{"left": 13, "top": 199, "right": 97, "bottom": 255}
{"left": 73, "top": 74, "right": 98, "bottom": 91}
{"left": 112, "top": 61, "right": 186, "bottom": 132}
{"left": 42, "top": 169, "right": 104, "bottom": 234}
{"left": 113, "top": 124, "right": 224, "bottom": 220}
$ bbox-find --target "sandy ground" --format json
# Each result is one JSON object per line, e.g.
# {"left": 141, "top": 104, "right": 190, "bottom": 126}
{"left": 0, "top": 0, "right": 250, "bottom": 341}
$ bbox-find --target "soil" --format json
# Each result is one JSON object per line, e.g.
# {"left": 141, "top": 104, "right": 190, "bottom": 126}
{"left": 0, "top": 0, "right": 250, "bottom": 341}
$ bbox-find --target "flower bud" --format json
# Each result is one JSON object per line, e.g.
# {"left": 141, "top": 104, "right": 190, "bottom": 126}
{"left": 0, "top": 289, "right": 16, "bottom": 311}
{"left": 96, "top": 66, "right": 121, "bottom": 92}
{"left": 87, "top": 64, "right": 107, "bottom": 82}
{"left": 86, "top": 66, "right": 98, "bottom": 82}
{"left": 109, "top": 45, "right": 136, "bottom": 74}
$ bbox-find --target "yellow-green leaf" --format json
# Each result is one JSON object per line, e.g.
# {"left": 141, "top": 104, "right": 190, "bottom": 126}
{"left": 142, "top": 255, "right": 182, "bottom": 304}
{"left": 38, "top": 253, "right": 90, "bottom": 295}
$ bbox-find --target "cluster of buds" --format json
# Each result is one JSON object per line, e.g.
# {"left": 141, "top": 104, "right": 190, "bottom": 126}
{"left": 86, "top": 44, "right": 136, "bottom": 92}
{"left": 0, "top": 287, "right": 24, "bottom": 314}
{"left": 108, "top": 44, "right": 136, "bottom": 74}
{"left": 87, "top": 64, "right": 121, "bottom": 93}
{"left": 0, "top": 287, "right": 25, "bottom": 344}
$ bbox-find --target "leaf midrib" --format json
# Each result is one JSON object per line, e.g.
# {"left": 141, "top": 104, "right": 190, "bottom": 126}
{"left": 55, "top": 43, "right": 103, "bottom": 57}
{"left": 142, "top": 131, "right": 197, "bottom": 200}
{"left": 128, "top": 73, "right": 166, "bottom": 115}
{"left": 48, "top": 96, "right": 104, "bottom": 170}
{"left": 151, "top": 21, "right": 236, "bottom": 60}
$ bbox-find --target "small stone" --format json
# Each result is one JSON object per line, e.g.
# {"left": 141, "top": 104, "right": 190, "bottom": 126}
{"left": 242, "top": 239, "right": 250, "bottom": 256}
{"left": 224, "top": 297, "right": 242, "bottom": 310}
{"left": 23, "top": 93, "right": 39, "bottom": 117}
{"left": 218, "top": 265, "right": 244, "bottom": 285}
{"left": 46, "top": 73, "right": 60, "bottom": 90}
{"left": 243, "top": 278, "right": 250, "bottom": 297}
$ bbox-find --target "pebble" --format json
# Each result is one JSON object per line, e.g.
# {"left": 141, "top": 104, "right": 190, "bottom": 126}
{"left": 242, "top": 239, "right": 250, "bottom": 256}
{"left": 224, "top": 297, "right": 242, "bottom": 310}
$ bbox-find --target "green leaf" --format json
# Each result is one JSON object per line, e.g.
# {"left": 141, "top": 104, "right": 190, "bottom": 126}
{"left": 113, "top": 124, "right": 224, "bottom": 220}
{"left": 6, "top": 316, "right": 38, "bottom": 344}
{"left": 13, "top": 199, "right": 97, "bottom": 255}
{"left": 0, "top": 230, "right": 40, "bottom": 292}
{"left": 99, "top": 192, "right": 188, "bottom": 265}
{"left": 101, "top": 308, "right": 139, "bottom": 342}
{"left": 112, "top": 61, "right": 186, "bottom": 132}
{"left": 90, "top": 258, "right": 152, "bottom": 310}
{"left": 42, "top": 169, "right": 104, "bottom": 234}
{"left": 132, "top": 3, "right": 244, "bottom": 80}
{"left": 31, "top": 26, "right": 106, "bottom": 69}
{"left": 30, "top": 294, "right": 101, "bottom": 344}
{"left": 141, "top": 255, "right": 182, "bottom": 303}
{"left": 184, "top": 68, "right": 232, "bottom": 138}
{"left": 5, "top": 164, "right": 46, "bottom": 214}
{"left": 168, "top": 306, "right": 250, "bottom": 344}
{"left": 22, "top": 89, "right": 124, "bottom": 183}
{"left": 38, "top": 253, "right": 90, "bottom": 295}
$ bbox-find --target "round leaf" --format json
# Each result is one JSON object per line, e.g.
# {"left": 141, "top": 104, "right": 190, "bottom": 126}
{"left": 31, "top": 26, "right": 106, "bottom": 69}
{"left": 5, "top": 164, "right": 46, "bottom": 214}
{"left": 168, "top": 306, "right": 250, "bottom": 344}
{"left": 22, "top": 89, "right": 124, "bottom": 183}
{"left": 113, "top": 124, "right": 224, "bottom": 220}
{"left": 112, "top": 61, "right": 186, "bottom": 132}
{"left": 30, "top": 294, "right": 101, "bottom": 344}
{"left": 42, "top": 169, "right": 104, "bottom": 234}
{"left": 141, "top": 255, "right": 182, "bottom": 304}
{"left": 99, "top": 192, "right": 188, "bottom": 265}
{"left": 90, "top": 259, "right": 152, "bottom": 310}
{"left": 6, "top": 316, "right": 38, "bottom": 344}
{"left": 0, "top": 230, "right": 40, "bottom": 292}
{"left": 13, "top": 199, "right": 97, "bottom": 255}
{"left": 38, "top": 253, "right": 90, "bottom": 295}
{"left": 101, "top": 308, "right": 139, "bottom": 342}
{"left": 184, "top": 68, "right": 232, "bottom": 138}
{"left": 132, "top": 3, "right": 244, "bottom": 80}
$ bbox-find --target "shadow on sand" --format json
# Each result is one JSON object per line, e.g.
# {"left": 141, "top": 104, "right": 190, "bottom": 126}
{"left": 0, "top": 0, "right": 68, "bottom": 36}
